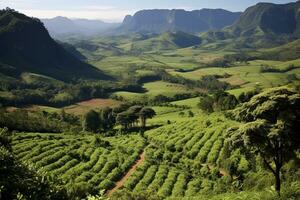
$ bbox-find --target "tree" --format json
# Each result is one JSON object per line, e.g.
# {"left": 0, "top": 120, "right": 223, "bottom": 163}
{"left": 128, "top": 106, "right": 143, "bottom": 127}
{"left": 99, "top": 107, "right": 115, "bottom": 131}
{"left": 198, "top": 95, "right": 214, "bottom": 113}
{"left": 229, "top": 87, "right": 300, "bottom": 196}
{"left": 139, "top": 107, "right": 156, "bottom": 128}
{"left": 188, "top": 110, "right": 194, "bottom": 117}
{"left": 116, "top": 112, "right": 131, "bottom": 130}
{"left": 83, "top": 110, "right": 100, "bottom": 133}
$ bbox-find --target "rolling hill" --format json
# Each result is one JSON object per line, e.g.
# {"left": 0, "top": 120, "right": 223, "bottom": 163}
{"left": 0, "top": 9, "right": 111, "bottom": 82}
{"left": 116, "top": 9, "right": 241, "bottom": 34}
{"left": 124, "top": 32, "right": 202, "bottom": 52}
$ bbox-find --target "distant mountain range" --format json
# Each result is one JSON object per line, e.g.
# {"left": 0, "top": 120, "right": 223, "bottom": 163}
{"left": 42, "top": 17, "right": 120, "bottom": 38}
{"left": 115, "top": 9, "right": 241, "bottom": 34}
{"left": 0, "top": 9, "right": 110, "bottom": 82}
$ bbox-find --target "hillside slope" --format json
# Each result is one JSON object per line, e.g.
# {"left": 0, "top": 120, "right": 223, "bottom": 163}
{"left": 0, "top": 9, "right": 110, "bottom": 82}
{"left": 127, "top": 32, "right": 202, "bottom": 52}
{"left": 202, "top": 1, "right": 300, "bottom": 48}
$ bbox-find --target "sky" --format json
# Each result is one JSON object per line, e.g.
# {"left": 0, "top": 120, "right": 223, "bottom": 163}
{"left": 0, "top": 0, "right": 297, "bottom": 22}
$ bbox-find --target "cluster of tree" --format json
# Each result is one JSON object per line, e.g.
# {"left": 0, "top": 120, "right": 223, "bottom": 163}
{"left": 179, "top": 110, "right": 194, "bottom": 117}
{"left": 83, "top": 107, "right": 115, "bottom": 133}
{"left": 237, "top": 89, "right": 261, "bottom": 103}
{"left": 0, "top": 108, "right": 80, "bottom": 133}
{"left": 198, "top": 91, "right": 238, "bottom": 113}
{"left": 205, "top": 53, "right": 255, "bottom": 68}
{"left": 116, "top": 106, "right": 156, "bottom": 130}
{"left": 82, "top": 105, "right": 156, "bottom": 133}
{"left": 159, "top": 69, "right": 231, "bottom": 91}
{"left": 0, "top": 127, "right": 68, "bottom": 199}
{"left": 260, "top": 64, "right": 298, "bottom": 73}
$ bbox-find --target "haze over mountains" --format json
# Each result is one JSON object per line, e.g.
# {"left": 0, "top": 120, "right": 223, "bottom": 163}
{"left": 41, "top": 8, "right": 241, "bottom": 37}
{"left": 42, "top": 17, "right": 120, "bottom": 38}
{"left": 40, "top": 0, "right": 300, "bottom": 47}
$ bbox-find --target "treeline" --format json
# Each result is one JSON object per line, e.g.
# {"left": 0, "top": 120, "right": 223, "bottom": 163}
{"left": 157, "top": 69, "right": 232, "bottom": 91}
{"left": 198, "top": 88, "right": 262, "bottom": 113}
{"left": 0, "top": 79, "right": 145, "bottom": 107}
{"left": 205, "top": 53, "right": 255, "bottom": 68}
{"left": 260, "top": 64, "right": 299, "bottom": 73}
{"left": 112, "top": 92, "right": 199, "bottom": 106}
{"left": 198, "top": 91, "right": 238, "bottom": 113}
{"left": 83, "top": 105, "right": 156, "bottom": 133}
{"left": 0, "top": 108, "right": 80, "bottom": 133}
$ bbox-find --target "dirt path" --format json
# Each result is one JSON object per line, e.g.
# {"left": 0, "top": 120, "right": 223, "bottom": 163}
{"left": 107, "top": 151, "right": 146, "bottom": 197}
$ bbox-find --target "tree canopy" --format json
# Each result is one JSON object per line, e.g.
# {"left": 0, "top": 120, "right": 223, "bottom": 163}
{"left": 229, "top": 87, "right": 300, "bottom": 195}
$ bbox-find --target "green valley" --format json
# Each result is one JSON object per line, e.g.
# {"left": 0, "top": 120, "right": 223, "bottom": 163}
{"left": 0, "top": 1, "right": 300, "bottom": 200}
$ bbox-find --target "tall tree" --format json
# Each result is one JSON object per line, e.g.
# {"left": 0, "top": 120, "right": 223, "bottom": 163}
{"left": 139, "top": 107, "right": 156, "bottom": 128}
{"left": 82, "top": 110, "right": 100, "bottom": 133}
{"left": 128, "top": 106, "right": 143, "bottom": 127}
{"left": 99, "top": 107, "right": 115, "bottom": 131}
{"left": 229, "top": 87, "right": 300, "bottom": 196}
{"left": 116, "top": 112, "right": 131, "bottom": 130}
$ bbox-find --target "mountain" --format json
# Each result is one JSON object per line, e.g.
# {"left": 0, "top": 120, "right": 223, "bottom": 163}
{"left": 42, "top": 16, "right": 120, "bottom": 38}
{"left": 228, "top": 1, "right": 300, "bottom": 37}
{"left": 0, "top": 8, "right": 110, "bottom": 82}
{"left": 116, "top": 9, "right": 241, "bottom": 34}
{"left": 202, "top": 1, "right": 300, "bottom": 48}
{"left": 125, "top": 32, "right": 202, "bottom": 52}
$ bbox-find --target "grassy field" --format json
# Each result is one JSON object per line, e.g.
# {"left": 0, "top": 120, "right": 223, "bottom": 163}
{"left": 113, "top": 81, "right": 192, "bottom": 101}
{"left": 4, "top": 98, "right": 122, "bottom": 116}
{"left": 64, "top": 98, "right": 122, "bottom": 115}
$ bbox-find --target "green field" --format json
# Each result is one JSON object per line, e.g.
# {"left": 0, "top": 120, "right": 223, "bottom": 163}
{"left": 113, "top": 81, "right": 193, "bottom": 101}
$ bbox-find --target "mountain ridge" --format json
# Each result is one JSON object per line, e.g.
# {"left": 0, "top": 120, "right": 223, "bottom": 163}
{"left": 201, "top": 1, "right": 300, "bottom": 48}
{"left": 115, "top": 8, "right": 241, "bottom": 34}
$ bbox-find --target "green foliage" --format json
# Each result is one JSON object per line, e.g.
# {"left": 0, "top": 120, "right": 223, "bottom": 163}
{"left": 83, "top": 110, "right": 100, "bottom": 133}
{"left": 198, "top": 91, "right": 238, "bottom": 113}
{"left": 0, "top": 9, "right": 111, "bottom": 82}
{"left": 229, "top": 87, "right": 300, "bottom": 195}
{"left": 0, "top": 109, "right": 79, "bottom": 132}
{"left": 0, "top": 127, "right": 68, "bottom": 199}
{"left": 116, "top": 106, "right": 156, "bottom": 130}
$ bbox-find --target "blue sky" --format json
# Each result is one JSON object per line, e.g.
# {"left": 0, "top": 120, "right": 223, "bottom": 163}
{"left": 0, "top": 0, "right": 296, "bottom": 22}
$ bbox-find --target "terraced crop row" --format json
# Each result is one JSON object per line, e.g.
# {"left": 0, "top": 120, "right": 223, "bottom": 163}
{"left": 122, "top": 115, "right": 238, "bottom": 198}
{"left": 12, "top": 133, "right": 145, "bottom": 194}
